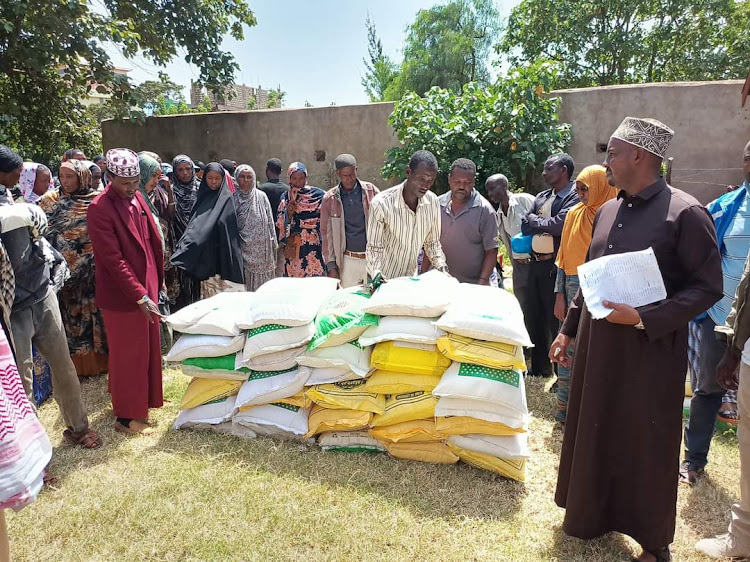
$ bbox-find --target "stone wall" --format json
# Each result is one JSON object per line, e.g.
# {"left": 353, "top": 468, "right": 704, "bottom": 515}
{"left": 555, "top": 80, "right": 748, "bottom": 203}
{"left": 103, "top": 80, "right": 749, "bottom": 202}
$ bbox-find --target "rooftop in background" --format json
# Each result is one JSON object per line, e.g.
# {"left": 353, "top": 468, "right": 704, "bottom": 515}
{"left": 190, "top": 81, "right": 270, "bottom": 111}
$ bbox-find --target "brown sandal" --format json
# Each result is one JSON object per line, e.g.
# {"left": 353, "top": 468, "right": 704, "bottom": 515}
{"left": 115, "top": 420, "right": 154, "bottom": 435}
{"left": 63, "top": 428, "right": 102, "bottom": 449}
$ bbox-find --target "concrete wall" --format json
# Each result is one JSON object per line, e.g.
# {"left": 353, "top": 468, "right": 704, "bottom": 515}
{"left": 555, "top": 80, "right": 748, "bottom": 203}
{"left": 102, "top": 80, "right": 749, "bottom": 202}
{"left": 102, "top": 102, "right": 399, "bottom": 190}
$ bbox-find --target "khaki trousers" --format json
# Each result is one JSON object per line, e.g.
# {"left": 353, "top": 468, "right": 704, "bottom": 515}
{"left": 340, "top": 254, "right": 367, "bottom": 288}
{"left": 10, "top": 292, "right": 88, "bottom": 434}
{"left": 729, "top": 361, "right": 750, "bottom": 548}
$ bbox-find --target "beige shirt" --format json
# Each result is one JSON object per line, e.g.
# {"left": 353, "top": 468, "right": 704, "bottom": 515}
{"left": 366, "top": 182, "right": 447, "bottom": 280}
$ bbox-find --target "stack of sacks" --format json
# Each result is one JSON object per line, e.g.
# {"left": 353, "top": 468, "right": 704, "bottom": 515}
{"left": 360, "top": 271, "right": 459, "bottom": 463}
{"left": 166, "top": 293, "right": 256, "bottom": 434}
{"left": 232, "top": 277, "right": 339, "bottom": 439}
{"left": 301, "top": 287, "right": 383, "bottom": 451}
{"left": 434, "top": 283, "right": 533, "bottom": 481}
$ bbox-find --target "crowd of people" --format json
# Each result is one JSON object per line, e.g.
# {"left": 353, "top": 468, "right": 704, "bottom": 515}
{"left": 0, "top": 116, "right": 747, "bottom": 561}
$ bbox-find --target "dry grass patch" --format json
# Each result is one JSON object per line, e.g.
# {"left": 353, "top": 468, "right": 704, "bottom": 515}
{"left": 7, "top": 370, "right": 740, "bottom": 561}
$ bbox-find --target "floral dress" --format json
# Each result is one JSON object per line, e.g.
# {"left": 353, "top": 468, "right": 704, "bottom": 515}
{"left": 40, "top": 189, "right": 108, "bottom": 376}
{"left": 276, "top": 185, "right": 325, "bottom": 277}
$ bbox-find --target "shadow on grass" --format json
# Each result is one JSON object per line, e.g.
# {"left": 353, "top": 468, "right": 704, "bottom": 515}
{"left": 681, "top": 472, "right": 736, "bottom": 540}
{"left": 549, "top": 527, "right": 637, "bottom": 561}
{"left": 150, "top": 425, "right": 527, "bottom": 522}
{"left": 41, "top": 374, "right": 160, "bottom": 487}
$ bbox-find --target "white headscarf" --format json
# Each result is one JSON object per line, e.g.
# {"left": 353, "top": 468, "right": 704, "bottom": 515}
{"left": 18, "top": 162, "right": 51, "bottom": 203}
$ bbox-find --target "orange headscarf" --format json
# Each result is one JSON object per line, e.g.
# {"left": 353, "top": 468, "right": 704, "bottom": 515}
{"left": 555, "top": 165, "right": 618, "bottom": 275}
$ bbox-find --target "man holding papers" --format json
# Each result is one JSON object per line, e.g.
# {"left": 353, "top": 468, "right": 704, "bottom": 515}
{"left": 549, "top": 117, "right": 722, "bottom": 562}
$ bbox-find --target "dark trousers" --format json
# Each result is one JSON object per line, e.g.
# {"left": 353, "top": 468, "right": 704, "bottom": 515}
{"left": 526, "top": 259, "right": 559, "bottom": 376}
{"left": 684, "top": 315, "right": 726, "bottom": 470}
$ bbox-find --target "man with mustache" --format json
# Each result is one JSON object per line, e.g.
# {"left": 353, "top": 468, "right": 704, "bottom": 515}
{"left": 421, "top": 158, "right": 498, "bottom": 285}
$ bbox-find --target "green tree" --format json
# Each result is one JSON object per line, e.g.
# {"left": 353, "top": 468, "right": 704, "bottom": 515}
{"left": 267, "top": 87, "right": 286, "bottom": 109}
{"left": 197, "top": 95, "right": 214, "bottom": 113}
{"left": 383, "top": 61, "right": 571, "bottom": 194}
{"left": 391, "top": 0, "right": 501, "bottom": 98}
{"left": 498, "top": 0, "right": 749, "bottom": 88}
{"left": 246, "top": 97, "right": 257, "bottom": 110}
{"left": 361, "top": 15, "right": 400, "bottom": 102}
{"left": 0, "top": 0, "right": 256, "bottom": 163}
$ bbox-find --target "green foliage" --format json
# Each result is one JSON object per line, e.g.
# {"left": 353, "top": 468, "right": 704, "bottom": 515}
{"left": 267, "top": 87, "right": 286, "bottom": 109}
{"left": 362, "top": 15, "right": 400, "bottom": 102}
{"left": 391, "top": 0, "right": 501, "bottom": 98}
{"left": 498, "top": 0, "right": 749, "bottom": 88}
{"left": 383, "top": 61, "right": 571, "bottom": 194}
{"left": 0, "top": 0, "right": 256, "bottom": 163}
{"left": 246, "top": 97, "right": 257, "bottom": 110}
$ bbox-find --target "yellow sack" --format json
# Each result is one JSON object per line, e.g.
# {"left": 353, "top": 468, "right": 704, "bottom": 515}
{"left": 369, "top": 419, "right": 443, "bottom": 443}
{"left": 306, "top": 405, "right": 372, "bottom": 438}
{"left": 307, "top": 379, "right": 385, "bottom": 414}
{"left": 179, "top": 377, "right": 242, "bottom": 410}
{"left": 386, "top": 441, "right": 459, "bottom": 464}
{"left": 370, "top": 341, "right": 451, "bottom": 376}
{"left": 362, "top": 370, "right": 442, "bottom": 395}
{"left": 436, "top": 416, "right": 525, "bottom": 437}
{"left": 275, "top": 390, "right": 312, "bottom": 409}
{"left": 371, "top": 391, "right": 438, "bottom": 427}
{"left": 447, "top": 442, "right": 527, "bottom": 482}
{"left": 437, "top": 334, "right": 526, "bottom": 371}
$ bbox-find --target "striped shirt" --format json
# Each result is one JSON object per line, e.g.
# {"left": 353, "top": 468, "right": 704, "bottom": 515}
{"left": 366, "top": 181, "right": 447, "bottom": 280}
{"left": 709, "top": 191, "right": 750, "bottom": 326}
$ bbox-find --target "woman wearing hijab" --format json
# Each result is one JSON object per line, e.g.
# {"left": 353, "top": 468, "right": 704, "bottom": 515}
{"left": 233, "top": 165, "right": 278, "bottom": 291}
{"left": 171, "top": 162, "right": 244, "bottom": 299}
{"left": 276, "top": 162, "right": 325, "bottom": 277}
{"left": 170, "top": 154, "right": 201, "bottom": 310}
{"left": 39, "top": 159, "right": 108, "bottom": 376}
{"left": 17, "top": 163, "right": 52, "bottom": 203}
{"left": 82, "top": 160, "right": 103, "bottom": 192}
{"left": 552, "top": 164, "right": 618, "bottom": 424}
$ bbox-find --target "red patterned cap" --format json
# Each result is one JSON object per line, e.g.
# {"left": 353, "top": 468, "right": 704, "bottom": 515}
{"left": 106, "top": 148, "right": 140, "bottom": 178}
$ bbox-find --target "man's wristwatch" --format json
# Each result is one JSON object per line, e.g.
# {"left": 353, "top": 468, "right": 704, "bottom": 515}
{"left": 137, "top": 295, "right": 150, "bottom": 305}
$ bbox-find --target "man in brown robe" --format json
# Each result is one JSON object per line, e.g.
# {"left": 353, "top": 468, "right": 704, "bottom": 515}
{"left": 549, "top": 117, "right": 723, "bottom": 562}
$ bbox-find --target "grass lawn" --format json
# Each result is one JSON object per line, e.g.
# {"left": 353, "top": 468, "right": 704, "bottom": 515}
{"left": 8, "top": 369, "right": 740, "bottom": 561}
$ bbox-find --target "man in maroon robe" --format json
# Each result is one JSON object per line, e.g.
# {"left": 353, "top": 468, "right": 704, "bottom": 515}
{"left": 88, "top": 148, "right": 164, "bottom": 435}
{"left": 550, "top": 117, "right": 723, "bottom": 562}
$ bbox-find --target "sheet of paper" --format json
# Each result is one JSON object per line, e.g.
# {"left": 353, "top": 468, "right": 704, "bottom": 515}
{"left": 577, "top": 247, "right": 667, "bottom": 320}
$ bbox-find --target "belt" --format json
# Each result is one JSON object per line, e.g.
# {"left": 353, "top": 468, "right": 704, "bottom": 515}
{"left": 532, "top": 252, "right": 555, "bottom": 262}
{"left": 344, "top": 250, "right": 366, "bottom": 259}
{"left": 513, "top": 258, "right": 532, "bottom": 265}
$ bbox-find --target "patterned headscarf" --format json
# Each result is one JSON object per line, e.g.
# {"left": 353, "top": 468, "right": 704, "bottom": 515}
{"left": 106, "top": 148, "right": 140, "bottom": 178}
{"left": 138, "top": 154, "right": 165, "bottom": 247}
{"left": 59, "top": 160, "right": 92, "bottom": 196}
{"left": 288, "top": 162, "right": 307, "bottom": 178}
{"left": 234, "top": 164, "right": 256, "bottom": 189}
{"left": 18, "top": 162, "right": 51, "bottom": 202}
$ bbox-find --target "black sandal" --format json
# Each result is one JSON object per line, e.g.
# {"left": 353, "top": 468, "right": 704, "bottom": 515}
{"left": 678, "top": 460, "right": 703, "bottom": 485}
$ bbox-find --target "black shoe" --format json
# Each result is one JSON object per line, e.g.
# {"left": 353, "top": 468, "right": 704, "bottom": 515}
{"left": 549, "top": 381, "right": 559, "bottom": 393}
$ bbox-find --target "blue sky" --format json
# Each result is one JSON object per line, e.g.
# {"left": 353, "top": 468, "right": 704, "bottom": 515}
{"left": 106, "top": 0, "right": 520, "bottom": 108}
